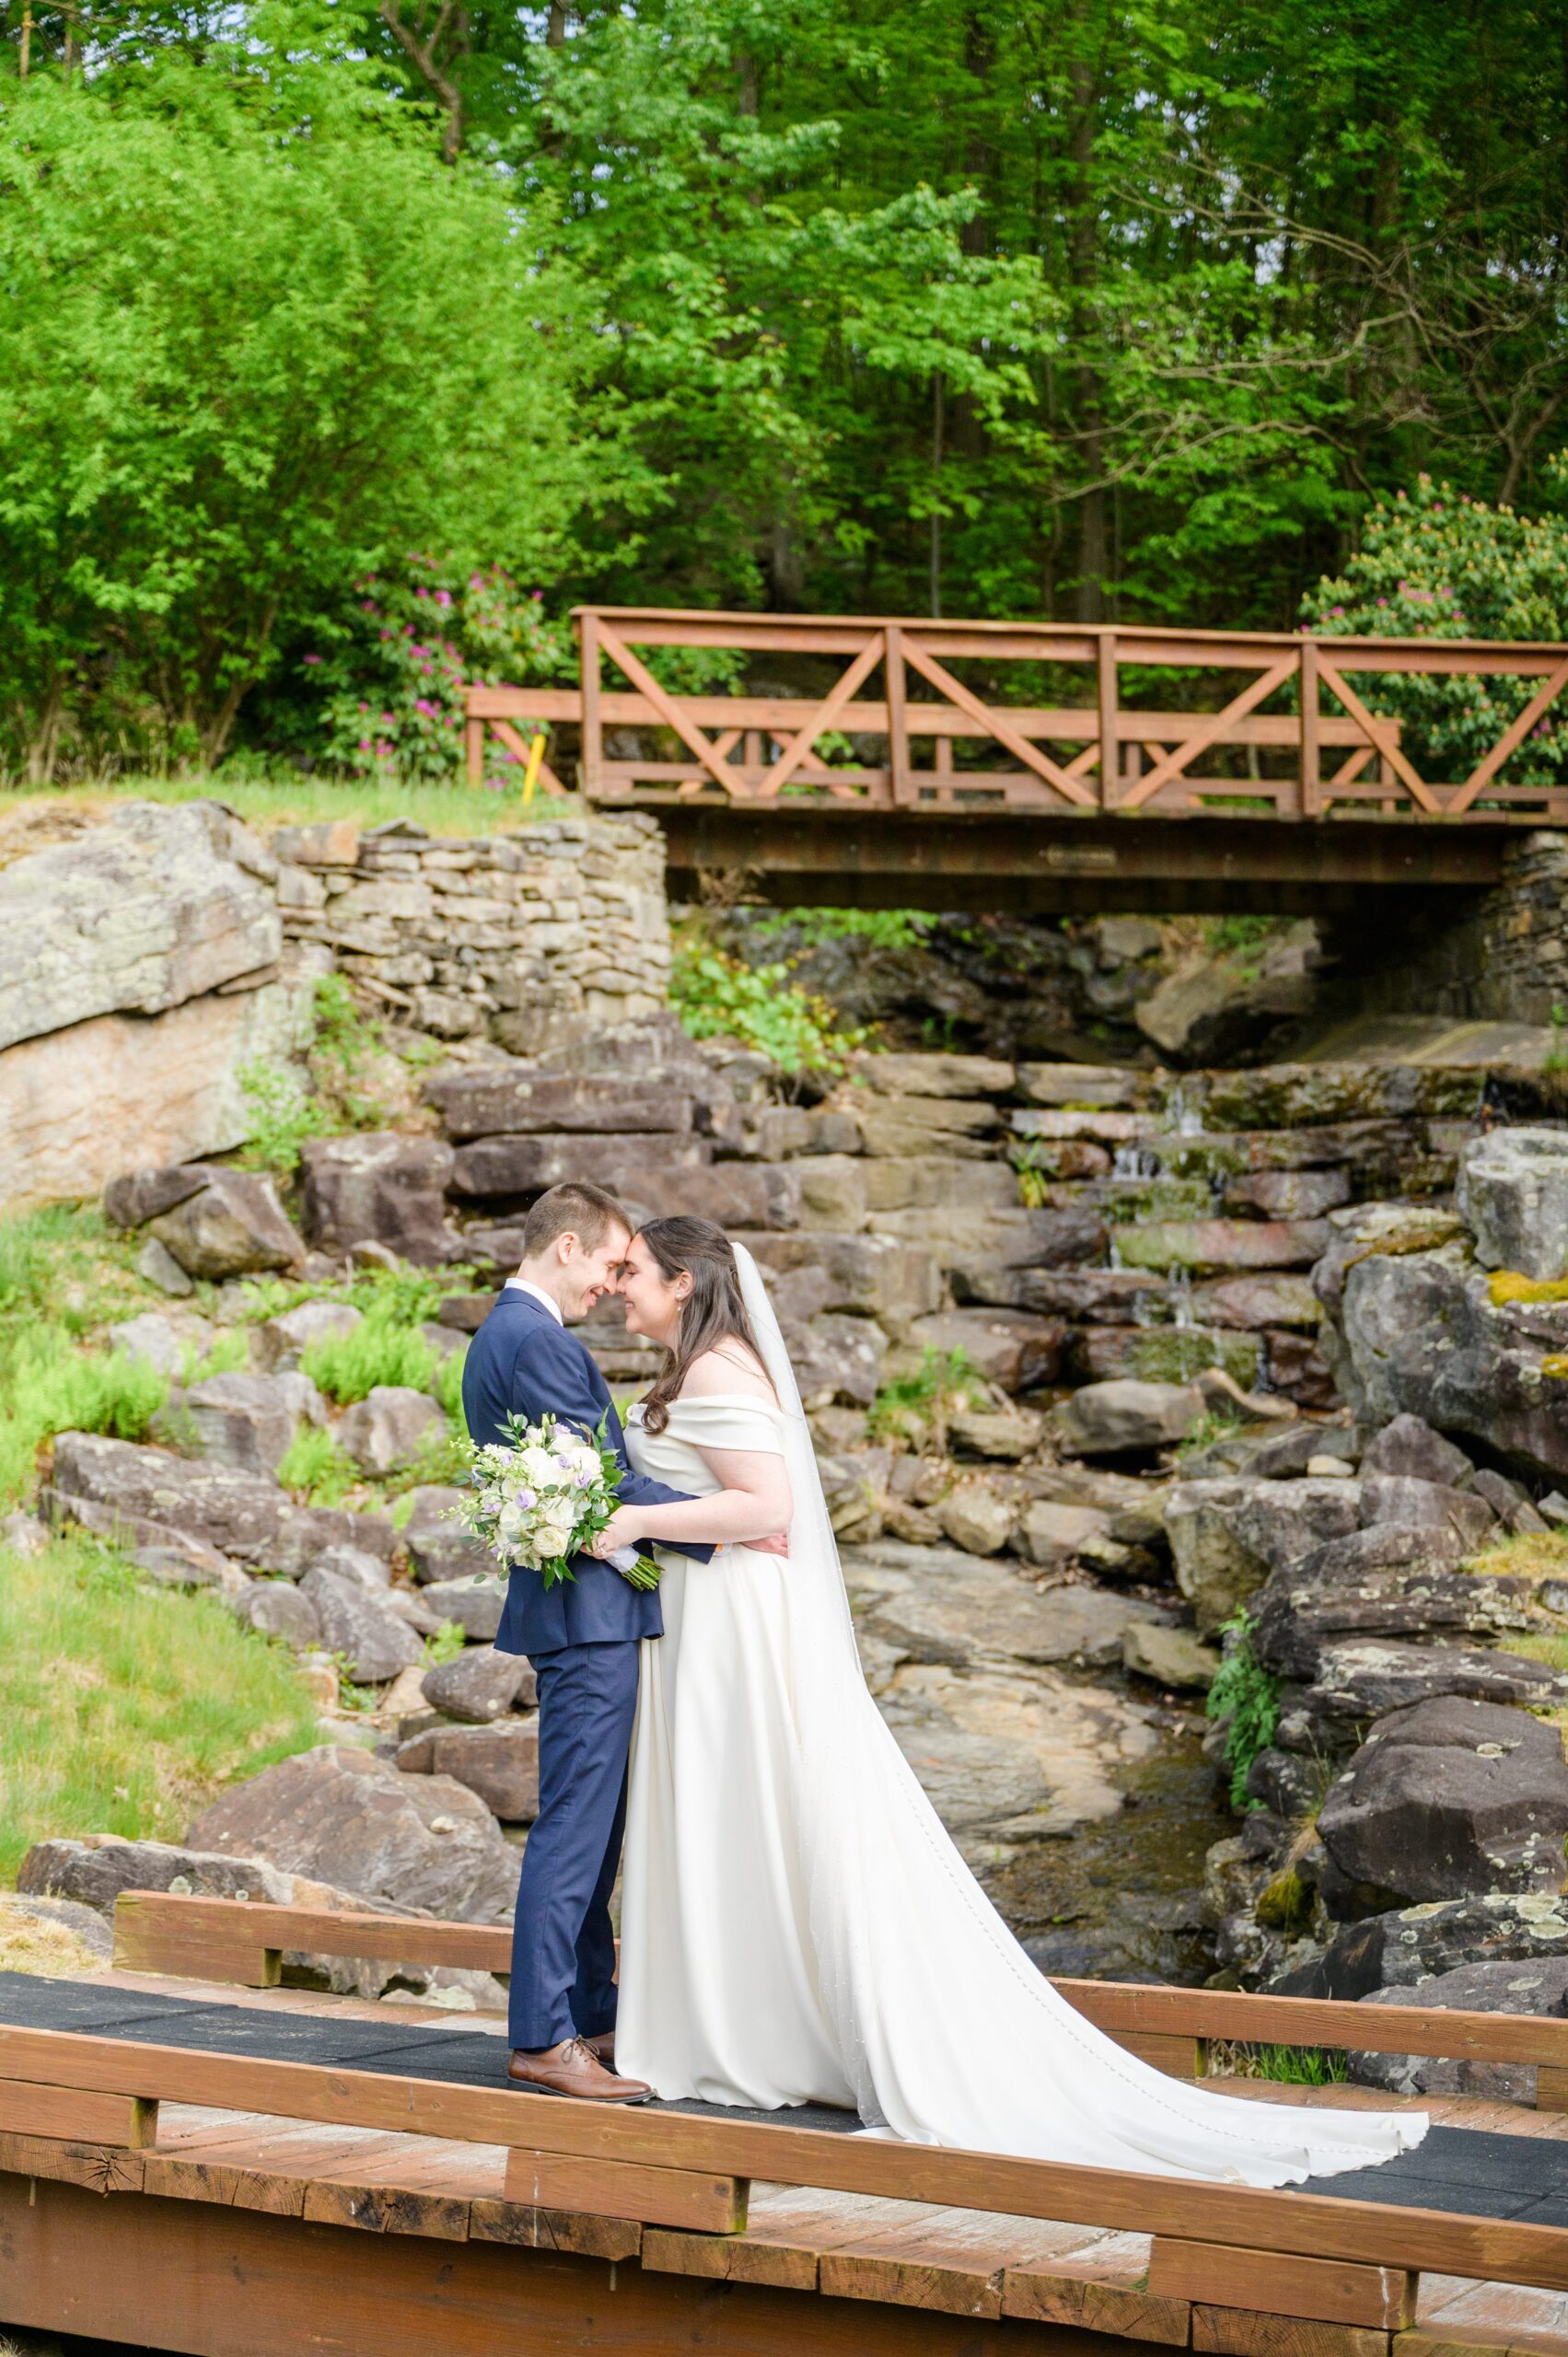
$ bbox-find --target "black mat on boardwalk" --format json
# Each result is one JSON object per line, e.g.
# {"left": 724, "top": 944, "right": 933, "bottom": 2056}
{"left": 5, "top": 1977, "right": 1567, "bottom": 2203}
{"left": 0, "top": 1973, "right": 863, "bottom": 2136}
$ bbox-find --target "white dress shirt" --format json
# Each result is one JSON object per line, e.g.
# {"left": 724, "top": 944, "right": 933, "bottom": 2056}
{"left": 505, "top": 1276, "right": 564, "bottom": 1326}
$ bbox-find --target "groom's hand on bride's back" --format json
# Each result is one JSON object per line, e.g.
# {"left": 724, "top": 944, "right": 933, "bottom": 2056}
{"left": 750, "top": 1531, "right": 790, "bottom": 1557}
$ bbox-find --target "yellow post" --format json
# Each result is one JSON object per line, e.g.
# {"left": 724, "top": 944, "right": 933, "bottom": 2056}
{"left": 521, "top": 731, "right": 547, "bottom": 804}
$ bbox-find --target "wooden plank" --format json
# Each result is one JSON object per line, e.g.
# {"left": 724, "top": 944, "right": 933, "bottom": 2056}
{"left": 503, "top": 2144, "right": 747, "bottom": 2232}
{"left": 0, "top": 2173, "right": 1074, "bottom": 2357}
{"left": 577, "top": 607, "right": 601, "bottom": 795}
{"left": 1056, "top": 1978, "right": 1568, "bottom": 2071}
{"left": 0, "top": 2015, "right": 1552, "bottom": 2290}
{"left": 901, "top": 637, "right": 1099, "bottom": 807}
{"left": 886, "top": 623, "right": 914, "bottom": 807}
{"left": 468, "top": 2195, "right": 642, "bottom": 2259}
{"left": 596, "top": 616, "right": 747, "bottom": 797}
{"left": 112, "top": 1894, "right": 511, "bottom": 1976}
{"left": 474, "top": 683, "right": 1421, "bottom": 748}
{"left": 1005, "top": 2226, "right": 1191, "bottom": 2345}
{"left": 1448, "top": 656, "right": 1568, "bottom": 812}
{"left": 760, "top": 633, "right": 887, "bottom": 796}
{"left": 1121, "top": 654, "right": 1300, "bottom": 808}
{"left": 1317, "top": 658, "right": 1439, "bottom": 813}
{"left": 0, "top": 2130, "right": 145, "bottom": 2195}
{"left": 641, "top": 2185, "right": 938, "bottom": 2295}
{"left": 111, "top": 1927, "right": 281, "bottom": 1989}
{"left": 1195, "top": 2307, "right": 1392, "bottom": 2357}
{"left": 1113, "top": 2031, "right": 1205, "bottom": 2078}
{"left": 302, "top": 2178, "right": 470, "bottom": 2241}
{"left": 463, "top": 714, "right": 484, "bottom": 785}
{"left": 819, "top": 2204, "right": 1009, "bottom": 2319}
{"left": 1300, "top": 637, "right": 1321, "bottom": 816}
{"left": 1537, "top": 2066, "right": 1568, "bottom": 2112}
{"left": 1098, "top": 631, "right": 1119, "bottom": 807}
{"left": 1153, "top": 2240, "right": 1416, "bottom": 2328}
{"left": 0, "top": 2081, "right": 157, "bottom": 2148}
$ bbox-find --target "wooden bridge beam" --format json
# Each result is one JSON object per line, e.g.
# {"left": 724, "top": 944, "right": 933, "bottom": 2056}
{"left": 657, "top": 807, "right": 1503, "bottom": 920}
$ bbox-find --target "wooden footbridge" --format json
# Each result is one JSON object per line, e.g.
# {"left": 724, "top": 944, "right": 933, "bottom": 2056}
{"left": 11, "top": 1893, "right": 1568, "bottom": 2356}
{"left": 464, "top": 610, "right": 1568, "bottom": 914}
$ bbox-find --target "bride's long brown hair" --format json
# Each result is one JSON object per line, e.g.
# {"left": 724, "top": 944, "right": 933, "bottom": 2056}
{"left": 636, "top": 1216, "right": 767, "bottom": 1434}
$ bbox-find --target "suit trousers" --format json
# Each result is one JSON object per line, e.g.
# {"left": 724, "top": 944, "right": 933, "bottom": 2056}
{"left": 508, "top": 1638, "right": 641, "bottom": 2052}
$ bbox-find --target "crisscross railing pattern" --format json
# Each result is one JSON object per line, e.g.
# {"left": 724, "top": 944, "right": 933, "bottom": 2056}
{"left": 464, "top": 609, "right": 1568, "bottom": 823}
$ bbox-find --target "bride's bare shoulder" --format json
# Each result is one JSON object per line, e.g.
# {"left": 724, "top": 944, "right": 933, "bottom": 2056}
{"left": 681, "top": 1346, "right": 776, "bottom": 1404}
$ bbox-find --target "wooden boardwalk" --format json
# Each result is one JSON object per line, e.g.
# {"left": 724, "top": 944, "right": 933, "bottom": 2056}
{"left": 6, "top": 1896, "right": 1568, "bottom": 2356}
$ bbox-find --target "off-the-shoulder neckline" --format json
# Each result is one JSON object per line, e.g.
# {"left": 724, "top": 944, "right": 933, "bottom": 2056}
{"left": 632, "top": 1392, "right": 784, "bottom": 1416}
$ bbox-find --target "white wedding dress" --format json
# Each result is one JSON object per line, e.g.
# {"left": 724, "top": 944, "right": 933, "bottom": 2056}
{"left": 615, "top": 1248, "right": 1427, "bottom": 2183}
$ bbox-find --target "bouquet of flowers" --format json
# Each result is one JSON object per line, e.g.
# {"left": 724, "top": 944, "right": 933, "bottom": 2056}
{"left": 453, "top": 1411, "right": 659, "bottom": 1591}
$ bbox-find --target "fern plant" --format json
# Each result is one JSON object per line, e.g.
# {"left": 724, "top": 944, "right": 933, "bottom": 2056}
{"left": 1205, "top": 1612, "right": 1281, "bottom": 1810}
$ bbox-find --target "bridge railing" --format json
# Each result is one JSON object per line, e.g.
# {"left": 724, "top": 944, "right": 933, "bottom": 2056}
{"left": 464, "top": 609, "right": 1568, "bottom": 822}
{"left": 2, "top": 1887, "right": 1567, "bottom": 2328}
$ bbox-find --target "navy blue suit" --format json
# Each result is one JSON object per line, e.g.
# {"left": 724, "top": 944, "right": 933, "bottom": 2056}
{"left": 461, "top": 1284, "right": 708, "bottom": 2050}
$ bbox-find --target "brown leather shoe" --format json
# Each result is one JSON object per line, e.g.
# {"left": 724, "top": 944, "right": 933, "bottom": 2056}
{"left": 581, "top": 2030, "right": 616, "bottom": 2070}
{"left": 507, "top": 2037, "right": 653, "bottom": 2103}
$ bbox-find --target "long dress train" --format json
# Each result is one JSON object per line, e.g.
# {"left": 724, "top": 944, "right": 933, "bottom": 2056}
{"left": 615, "top": 1253, "right": 1426, "bottom": 2186}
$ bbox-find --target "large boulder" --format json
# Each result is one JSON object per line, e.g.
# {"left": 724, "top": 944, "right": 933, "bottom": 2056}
{"left": 110, "top": 1166, "right": 306, "bottom": 1279}
{"left": 337, "top": 1386, "right": 445, "bottom": 1477}
{"left": 298, "top": 1133, "right": 459, "bottom": 1266}
{"left": 1288, "top": 1640, "right": 1568, "bottom": 1736}
{"left": 48, "top": 1432, "right": 392, "bottom": 1573}
{"left": 234, "top": 1579, "right": 322, "bottom": 1647}
{"left": 395, "top": 1720, "right": 540, "bottom": 1820}
{"left": 1457, "top": 1127, "right": 1568, "bottom": 1282}
{"left": 0, "top": 801, "right": 280, "bottom": 1051}
{"left": 448, "top": 1131, "right": 710, "bottom": 1198}
{"left": 401, "top": 1486, "right": 495, "bottom": 1585}
{"left": 1050, "top": 1379, "right": 1206, "bottom": 1459}
{"left": 1317, "top": 1695, "right": 1568, "bottom": 1910}
{"left": 425, "top": 1067, "right": 695, "bottom": 1138}
{"left": 418, "top": 1573, "right": 506, "bottom": 1640}
{"left": 743, "top": 1232, "right": 942, "bottom": 1329}
{"left": 1359, "top": 1413, "right": 1475, "bottom": 1489}
{"left": 1165, "top": 1477, "right": 1362, "bottom": 1636}
{"left": 1132, "top": 923, "right": 1323, "bottom": 1066}
{"left": 186, "top": 1745, "right": 520, "bottom": 1920}
{"left": 1317, "top": 1206, "right": 1568, "bottom": 1483}
{"left": 155, "top": 1371, "right": 326, "bottom": 1480}
{"left": 783, "top": 1314, "right": 889, "bottom": 1410}
{"left": 1357, "top": 1473, "right": 1495, "bottom": 1549}
{"left": 1275, "top": 1890, "right": 1568, "bottom": 2002}
{"left": 421, "top": 1644, "right": 535, "bottom": 1722}
{"left": 1348, "top": 1956, "right": 1568, "bottom": 2102}
{"left": 1251, "top": 1527, "right": 1529, "bottom": 1679}
{"left": 1115, "top": 1218, "right": 1330, "bottom": 1275}
{"left": 908, "top": 1309, "right": 1065, "bottom": 1394}
{"left": 252, "top": 1300, "right": 364, "bottom": 1374}
{"left": 297, "top": 1565, "right": 422, "bottom": 1683}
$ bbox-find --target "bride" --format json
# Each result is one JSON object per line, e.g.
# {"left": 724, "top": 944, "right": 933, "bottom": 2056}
{"left": 587, "top": 1213, "right": 1426, "bottom": 2185}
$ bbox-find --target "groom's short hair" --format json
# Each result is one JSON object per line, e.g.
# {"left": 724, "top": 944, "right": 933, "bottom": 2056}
{"left": 521, "top": 1182, "right": 632, "bottom": 1259}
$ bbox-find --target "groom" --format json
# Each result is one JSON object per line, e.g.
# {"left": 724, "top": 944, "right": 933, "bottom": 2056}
{"left": 462, "top": 1181, "right": 771, "bottom": 2104}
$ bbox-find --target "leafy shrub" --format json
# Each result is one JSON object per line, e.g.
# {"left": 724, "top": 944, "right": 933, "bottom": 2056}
{"left": 302, "top": 1309, "right": 439, "bottom": 1406}
{"left": 314, "top": 557, "right": 574, "bottom": 788}
{"left": 237, "top": 1059, "right": 334, "bottom": 1182}
{"left": 1303, "top": 468, "right": 1568, "bottom": 786}
{"left": 0, "top": 1331, "right": 169, "bottom": 1504}
{"left": 421, "top": 1620, "right": 468, "bottom": 1667}
{"left": 671, "top": 941, "right": 868, "bottom": 1079}
{"left": 275, "top": 1426, "right": 359, "bottom": 1506}
{"left": 0, "top": 1530, "right": 318, "bottom": 1880}
{"left": 745, "top": 908, "right": 933, "bottom": 953}
{"left": 1205, "top": 1613, "right": 1281, "bottom": 1811}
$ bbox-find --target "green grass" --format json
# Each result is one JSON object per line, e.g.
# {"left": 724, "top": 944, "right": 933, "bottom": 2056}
{"left": 3, "top": 772, "right": 568, "bottom": 840}
{"left": 1209, "top": 2041, "right": 1348, "bottom": 2085}
{"left": 867, "top": 1347, "right": 984, "bottom": 1450}
{"left": 0, "top": 1202, "right": 146, "bottom": 1336}
{"left": 0, "top": 1535, "right": 319, "bottom": 1883}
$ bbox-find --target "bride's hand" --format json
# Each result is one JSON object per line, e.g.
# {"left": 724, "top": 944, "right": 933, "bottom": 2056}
{"left": 587, "top": 1507, "right": 640, "bottom": 1560}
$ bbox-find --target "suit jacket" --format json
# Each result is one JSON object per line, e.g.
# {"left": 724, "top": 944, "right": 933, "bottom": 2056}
{"left": 461, "top": 1286, "right": 707, "bottom": 1656}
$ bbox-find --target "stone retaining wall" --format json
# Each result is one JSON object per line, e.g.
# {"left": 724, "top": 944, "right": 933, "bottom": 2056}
{"left": 273, "top": 812, "right": 670, "bottom": 1051}
{"left": 0, "top": 800, "right": 672, "bottom": 1213}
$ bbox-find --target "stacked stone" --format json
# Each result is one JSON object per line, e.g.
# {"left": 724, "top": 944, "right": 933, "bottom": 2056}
{"left": 272, "top": 811, "right": 671, "bottom": 1050}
